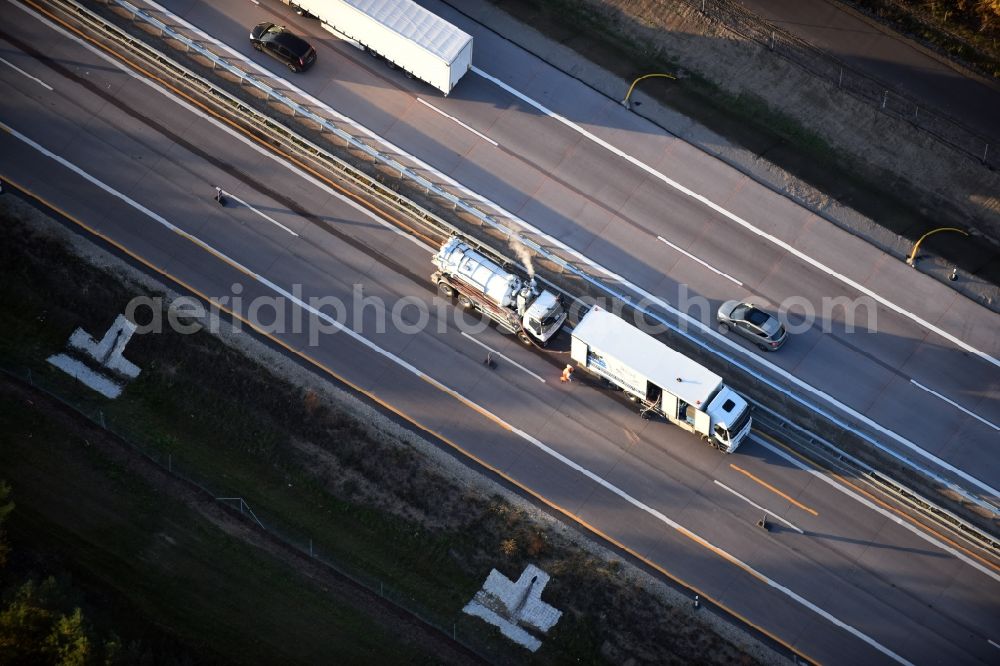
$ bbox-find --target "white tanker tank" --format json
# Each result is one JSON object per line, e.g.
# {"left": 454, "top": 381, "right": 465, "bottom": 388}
{"left": 432, "top": 237, "right": 566, "bottom": 345}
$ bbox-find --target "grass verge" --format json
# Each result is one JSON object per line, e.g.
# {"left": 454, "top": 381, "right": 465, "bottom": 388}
{"left": 0, "top": 378, "right": 433, "bottom": 664}
{"left": 0, "top": 175, "right": 781, "bottom": 663}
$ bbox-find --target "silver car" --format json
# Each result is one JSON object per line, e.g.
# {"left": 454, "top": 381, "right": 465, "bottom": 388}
{"left": 717, "top": 301, "right": 787, "bottom": 351}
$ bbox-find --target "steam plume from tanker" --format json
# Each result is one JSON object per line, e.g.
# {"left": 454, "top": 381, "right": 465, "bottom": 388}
{"left": 509, "top": 236, "right": 535, "bottom": 280}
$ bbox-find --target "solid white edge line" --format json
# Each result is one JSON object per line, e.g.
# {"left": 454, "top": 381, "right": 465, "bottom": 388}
{"left": 8, "top": 0, "right": 434, "bottom": 256}
{"left": 5, "top": 123, "right": 912, "bottom": 666}
{"left": 0, "top": 55, "right": 54, "bottom": 90}
{"left": 85, "top": 3, "right": 999, "bottom": 501}
{"left": 657, "top": 235, "right": 743, "bottom": 286}
{"left": 910, "top": 379, "right": 999, "bottom": 431}
{"left": 471, "top": 65, "right": 999, "bottom": 372}
{"left": 713, "top": 480, "right": 803, "bottom": 533}
{"left": 454, "top": 67, "right": 1000, "bottom": 500}
{"left": 751, "top": 434, "right": 1000, "bottom": 584}
{"left": 138, "top": 3, "right": 995, "bottom": 494}
{"left": 988, "top": 639, "right": 1000, "bottom": 649}
{"left": 221, "top": 189, "right": 299, "bottom": 237}
{"left": 417, "top": 97, "right": 499, "bottom": 146}
{"left": 460, "top": 331, "right": 545, "bottom": 382}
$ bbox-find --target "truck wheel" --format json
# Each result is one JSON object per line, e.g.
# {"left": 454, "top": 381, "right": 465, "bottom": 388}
{"left": 437, "top": 282, "right": 454, "bottom": 298}
{"left": 517, "top": 331, "right": 532, "bottom": 345}
{"left": 252, "top": 41, "right": 263, "bottom": 51}
{"left": 457, "top": 295, "right": 472, "bottom": 308}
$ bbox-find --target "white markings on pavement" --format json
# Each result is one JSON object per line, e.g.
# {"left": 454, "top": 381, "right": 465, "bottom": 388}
{"left": 125, "top": 0, "right": 997, "bottom": 506}
{"left": 218, "top": 189, "right": 299, "bottom": 237}
{"left": 7, "top": 127, "right": 912, "bottom": 666}
{"left": 657, "top": 236, "right": 743, "bottom": 286}
{"left": 714, "top": 480, "right": 803, "bottom": 533}
{"left": 9, "top": 0, "right": 435, "bottom": 255}
{"left": 461, "top": 332, "right": 545, "bottom": 382}
{"left": 988, "top": 639, "right": 1000, "bottom": 650}
{"left": 417, "top": 98, "right": 498, "bottom": 146}
{"left": 472, "top": 66, "right": 999, "bottom": 372}
{"left": 0, "top": 55, "right": 53, "bottom": 90}
{"left": 752, "top": 434, "right": 1000, "bottom": 584}
{"left": 910, "top": 380, "right": 999, "bottom": 431}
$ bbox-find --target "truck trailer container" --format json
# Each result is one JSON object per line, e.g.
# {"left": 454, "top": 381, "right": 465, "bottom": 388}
{"left": 283, "top": 0, "right": 473, "bottom": 95}
{"left": 571, "top": 307, "right": 752, "bottom": 452}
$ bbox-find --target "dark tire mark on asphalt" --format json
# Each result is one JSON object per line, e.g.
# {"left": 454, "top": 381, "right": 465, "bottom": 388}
{"left": 0, "top": 28, "right": 434, "bottom": 292}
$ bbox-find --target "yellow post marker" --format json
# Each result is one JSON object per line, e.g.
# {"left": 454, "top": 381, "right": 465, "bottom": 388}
{"left": 622, "top": 73, "right": 677, "bottom": 108}
{"left": 905, "top": 227, "right": 969, "bottom": 267}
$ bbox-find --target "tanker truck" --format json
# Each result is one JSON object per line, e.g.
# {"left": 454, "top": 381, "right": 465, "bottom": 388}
{"left": 432, "top": 237, "right": 567, "bottom": 345}
{"left": 570, "top": 307, "right": 752, "bottom": 452}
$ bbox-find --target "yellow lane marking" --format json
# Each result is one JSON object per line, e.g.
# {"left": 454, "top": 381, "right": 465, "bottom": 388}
{"left": 756, "top": 431, "right": 1000, "bottom": 575}
{"left": 730, "top": 464, "right": 819, "bottom": 516}
{"left": 5, "top": 178, "right": 815, "bottom": 665}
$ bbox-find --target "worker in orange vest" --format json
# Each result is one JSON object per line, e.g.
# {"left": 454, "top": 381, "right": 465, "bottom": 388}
{"left": 560, "top": 364, "right": 574, "bottom": 383}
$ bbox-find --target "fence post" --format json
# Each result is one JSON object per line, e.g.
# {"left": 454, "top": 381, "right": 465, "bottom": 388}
{"left": 882, "top": 90, "right": 888, "bottom": 110}
{"left": 838, "top": 67, "right": 843, "bottom": 88}
{"left": 983, "top": 143, "right": 989, "bottom": 165}
{"left": 27, "top": 368, "right": 32, "bottom": 385}
{"left": 168, "top": 453, "right": 172, "bottom": 473}
{"left": 99, "top": 410, "right": 105, "bottom": 429}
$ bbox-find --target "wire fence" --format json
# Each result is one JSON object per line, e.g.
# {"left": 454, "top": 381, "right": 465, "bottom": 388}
{"left": 690, "top": 0, "right": 996, "bottom": 167}
{"left": 2, "top": 363, "right": 494, "bottom": 662}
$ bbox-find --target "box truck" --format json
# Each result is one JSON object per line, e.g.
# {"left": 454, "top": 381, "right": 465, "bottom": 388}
{"left": 283, "top": 0, "right": 473, "bottom": 95}
{"left": 571, "top": 307, "right": 752, "bottom": 452}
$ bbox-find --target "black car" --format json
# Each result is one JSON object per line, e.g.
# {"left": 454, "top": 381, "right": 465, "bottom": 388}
{"left": 250, "top": 23, "right": 316, "bottom": 72}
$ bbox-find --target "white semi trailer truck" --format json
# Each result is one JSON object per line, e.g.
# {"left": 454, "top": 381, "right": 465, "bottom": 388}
{"left": 433, "top": 237, "right": 567, "bottom": 345}
{"left": 282, "top": 0, "right": 473, "bottom": 95}
{"left": 571, "top": 307, "right": 752, "bottom": 452}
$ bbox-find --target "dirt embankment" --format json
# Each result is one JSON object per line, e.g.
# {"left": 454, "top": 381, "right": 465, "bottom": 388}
{"left": 0, "top": 192, "right": 789, "bottom": 664}
{"left": 457, "top": 0, "right": 1000, "bottom": 297}
{"left": 593, "top": 0, "right": 1000, "bottom": 231}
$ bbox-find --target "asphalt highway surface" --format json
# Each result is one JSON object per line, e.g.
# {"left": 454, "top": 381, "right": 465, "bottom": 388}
{"left": 172, "top": 0, "right": 1000, "bottom": 507}
{"left": 1, "top": 0, "right": 998, "bottom": 663}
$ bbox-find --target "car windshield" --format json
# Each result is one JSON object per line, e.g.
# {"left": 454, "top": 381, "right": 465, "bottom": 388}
{"left": 539, "top": 311, "right": 561, "bottom": 328}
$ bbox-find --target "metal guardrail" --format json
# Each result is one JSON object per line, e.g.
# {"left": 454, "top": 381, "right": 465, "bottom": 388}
{"left": 751, "top": 402, "right": 999, "bottom": 557}
{"left": 690, "top": 0, "right": 996, "bottom": 167}
{"left": 53, "top": 0, "right": 1000, "bottom": 530}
